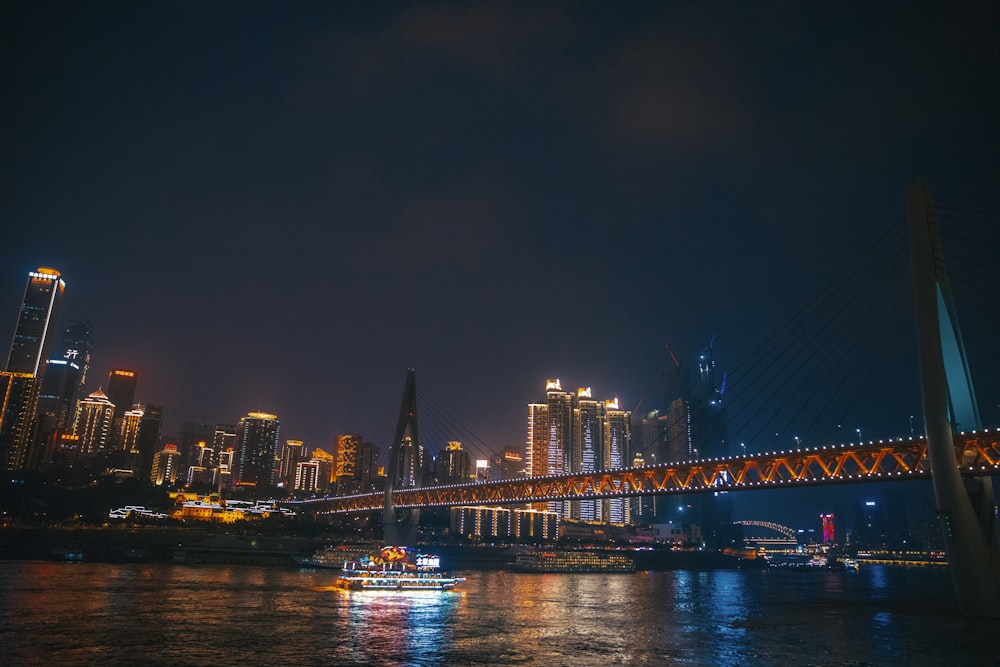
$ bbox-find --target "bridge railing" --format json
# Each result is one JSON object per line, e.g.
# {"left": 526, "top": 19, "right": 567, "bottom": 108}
{"left": 288, "top": 430, "right": 1000, "bottom": 514}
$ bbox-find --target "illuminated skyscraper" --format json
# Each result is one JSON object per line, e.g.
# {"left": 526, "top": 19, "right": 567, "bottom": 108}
{"left": 279, "top": 439, "right": 305, "bottom": 488}
{"left": 604, "top": 397, "right": 632, "bottom": 524}
{"left": 5, "top": 268, "right": 64, "bottom": 376}
{"left": 36, "top": 320, "right": 93, "bottom": 431}
{"left": 526, "top": 402, "right": 548, "bottom": 478}
{"left": 435, "top": 441, "right": 470, "bottom": 485}
{"left": 150, "top": 443, "right": 181, "bottom": 486}
{"left": 1, "top": 267, "right": 65, "bottom": 470}
{"left": 235, "top": 411, "right": 280, "bottom": 489}
{"left": 575, "top": 388, "right": 604, "bottom": 521}
{"left": 73, "top": 389, "right": 116, "bottom": 455}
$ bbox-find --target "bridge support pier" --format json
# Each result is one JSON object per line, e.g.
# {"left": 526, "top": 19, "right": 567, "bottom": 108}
{"left": 908, "top": 182, "right": 1000, "bottom": 618}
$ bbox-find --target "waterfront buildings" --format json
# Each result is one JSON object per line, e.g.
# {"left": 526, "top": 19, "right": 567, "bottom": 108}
{"left": 35, "top": 319, "right": 93, "bottom": 432}
{"left": 525, "top": 378, "right": 632, "bottom": 523}
{"left": 0, "top": 267, "right": 64, "bottom": 470}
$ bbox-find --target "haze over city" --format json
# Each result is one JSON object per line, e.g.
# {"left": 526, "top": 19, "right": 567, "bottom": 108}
{"left": 4, "top": 2, "right": 999, "bottom": 528}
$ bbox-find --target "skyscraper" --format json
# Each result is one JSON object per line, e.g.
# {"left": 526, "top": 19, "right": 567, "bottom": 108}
{"left": 1, "top": 267, "right": 64, "bottom": 470}
{"left": 72, "top": 389, "right": 116, "bottom": 455}
{"left": 104, "top": 369, "right": 137, "bottom": 449}
{"left": 5, "top": 268, "right": 65, "bottom": 376}
{"left": 35, "top": 320, "right": 93, "bottom": 432}
{"left": 235, "top": 411, "right": 280, "bottom": 489}
{"left": 604, "top": 397, "right": 632, "bottom": 524}
{"left": 575, "top": 388, "right": 604, "bottom": 521}
{"left": 435, "top": 441, "right": 470, "bottom": 485}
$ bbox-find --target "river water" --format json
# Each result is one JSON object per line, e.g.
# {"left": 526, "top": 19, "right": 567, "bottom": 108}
{"left": 0, "top": 560, "right": 996, "bottom": 666}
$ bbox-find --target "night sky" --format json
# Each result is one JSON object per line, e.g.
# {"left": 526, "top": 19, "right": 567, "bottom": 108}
{"left": 3, "top": 2, "right": 998, "bottom": 526}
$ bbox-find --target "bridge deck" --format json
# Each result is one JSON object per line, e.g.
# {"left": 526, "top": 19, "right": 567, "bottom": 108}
{"left": 289, "top": 430, "right": 1000, "bottom": 514}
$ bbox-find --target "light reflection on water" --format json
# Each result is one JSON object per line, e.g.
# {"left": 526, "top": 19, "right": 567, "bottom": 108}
{"left": 0, "top": 561, "right": 996, "bottom": 666}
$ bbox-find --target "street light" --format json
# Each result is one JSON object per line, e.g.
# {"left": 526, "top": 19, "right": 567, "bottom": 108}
{"left": 794, "top": 436, "right": 801, "bottom": 448}
{"left": 740, "top": 443, "right": 746, "bottom": 457}
{"left": 856, "top": 428, "right": 863, "bottom": 443}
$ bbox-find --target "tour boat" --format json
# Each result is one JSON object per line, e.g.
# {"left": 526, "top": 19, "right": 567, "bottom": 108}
{"left": 335, "top": 546, "right": 465, "bottom": 591}
{"left": 512, "top": 549, "right": 636, "bottom": 573}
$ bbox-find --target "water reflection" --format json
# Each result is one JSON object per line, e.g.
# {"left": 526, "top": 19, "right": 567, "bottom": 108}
{"left": 334, "top": 588, "right": 462, "bottom": 665}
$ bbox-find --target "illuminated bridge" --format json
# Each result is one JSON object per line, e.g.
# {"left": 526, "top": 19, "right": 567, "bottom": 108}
{"left": 289, "top": 429, "right": 1000, "bottom": 515}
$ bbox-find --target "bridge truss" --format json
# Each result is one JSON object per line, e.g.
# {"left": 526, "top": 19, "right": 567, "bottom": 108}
{"left": 291, "top": 430, "right": 1000, "bottom": 515}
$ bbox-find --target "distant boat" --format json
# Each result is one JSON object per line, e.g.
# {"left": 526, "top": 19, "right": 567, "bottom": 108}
{"left": 334, "top": 546, "right": 465, "bottom": 591}
{"left": 512, "top": 549, "right": 636, "bottom": 573}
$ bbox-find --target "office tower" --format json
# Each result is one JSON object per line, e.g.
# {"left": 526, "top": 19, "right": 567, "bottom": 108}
{"left": 235, "top": 411, "right": 280, "bottom": 489}
{"left": 73, "top": 389, "right": 116, "bottom": 455}
{"left": 604, "top": 397, "right": 632, "bottom": 525}
{"left": 308, "top": 447, "right": 335, "bottom": 490}
{"left": 435, "top": 441, "right": 470, "bottom": 485}
{"left": 575, "top": 388, "right": 605, "bottom": 521}
{"left": 36, "top": 320, "right": 93, "bottom": 433}
{"left": 279, "top": 439, "right": 305, "bottom": 488}
{"left": 5, "top": 268, "right": 64, "bottom": 376}
{"left": 213, "top": 424, "right": 237, "bottom": 455}
{"left": 1, "top": 267, "right": 64, "bottom": 470}
{"left": 135, "top": 404, "right": 163, "bottom": 480}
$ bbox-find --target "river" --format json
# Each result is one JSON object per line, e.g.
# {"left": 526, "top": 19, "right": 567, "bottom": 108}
{"left": 0, "top": 560, "right": 995, "bottom": 666}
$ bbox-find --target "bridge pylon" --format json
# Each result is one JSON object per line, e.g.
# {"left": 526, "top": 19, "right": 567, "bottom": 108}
{"left": 382, "top": 369, "right": 421, "bottom": 547}
{"left": 908, "top": 182, "right": 1000, "bottom": 617}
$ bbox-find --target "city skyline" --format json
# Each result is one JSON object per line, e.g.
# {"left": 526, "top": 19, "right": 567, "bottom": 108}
{"left": 4, "top": 3, "right": 999, "bottom": 526}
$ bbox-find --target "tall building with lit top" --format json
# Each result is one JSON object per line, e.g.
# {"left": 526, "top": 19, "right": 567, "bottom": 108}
{"left": 36, "top": 320, "right": 93, "bottom": 432}
{"left": 235, "top": 412, "right": 280, "bottom": 489}
{"left": 575, "top": 388, "right": 604, "bottom": 521}
{"left": 435, "top": 441, "right": 471, "bottom": 485}
{"left": 1, "top": 267, "right": 64, "bottom": 470}
{"left": 73, "top": 389, "right": 116, "bottom": 455}
{"left": 151, "top": 443, "right": 181, "bottom": 486}
{"left": 604, "top": 397, "right": 632, "bottom": 524}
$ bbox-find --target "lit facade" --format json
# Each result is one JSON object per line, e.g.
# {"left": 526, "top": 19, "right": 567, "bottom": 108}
{"left": 235, "top": 411, "right": 280, "bottom": 488}
{"left": 73, "top": 389, "right": 116, "bottom": 455}
{"left": 151, "top": 443, "right": 181, "bottom": 485}
{"left": 450, "top": 505, "right": 558, "bottom": 542}
{"left": 435, "top": 441, "right": 470, "bottom": 485}
{"left": 0, "top": 267, "right": 64, "bottom": 470}
{"left": 279, "top": 439, "right": 305, "bottom": 487}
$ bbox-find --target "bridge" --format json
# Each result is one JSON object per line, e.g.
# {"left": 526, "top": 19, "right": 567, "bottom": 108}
{"left": 293, "top": 429, "right": 1000, "bottom": 513}
{"left": 286, "top": 184, "right": 1000, "bottom": 616}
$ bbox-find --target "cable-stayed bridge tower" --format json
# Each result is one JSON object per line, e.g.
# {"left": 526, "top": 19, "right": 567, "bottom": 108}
{"left": 908, "top": 182, "right": 1000, "bottom": 617}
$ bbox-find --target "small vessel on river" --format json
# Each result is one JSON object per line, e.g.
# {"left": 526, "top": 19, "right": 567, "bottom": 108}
{"left": 334, "top": 546, "right": 465, "bottom": 591}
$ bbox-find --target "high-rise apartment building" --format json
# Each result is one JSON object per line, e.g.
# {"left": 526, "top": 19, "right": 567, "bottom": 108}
{"left": 435, "top": 441, "right": 470, "bottom": 485}
{"left": 1, "top": 267, "right": 64, "bottom": 470}
{"left": 526, "top": 378, "right": 631, "bottom": 523}
{"left": 604, "top": 397, "right": 632, "bottom": 524}
{"left": 73, "top": 389, "right": 116, "bottom": 455}
{"left": 575, "top": 388, "right": 605, "bottom": 521}
{"left": 278, "top": 439, "right": 305, "bottom": 487}
{"left": 235, "top": 411, "right": 280, "bottom": 489}
{"left": 490, "top": 446, "right": 524, "bottom": 481}
{"left": 150, "top": 443, "right": 181, "bottom": 486}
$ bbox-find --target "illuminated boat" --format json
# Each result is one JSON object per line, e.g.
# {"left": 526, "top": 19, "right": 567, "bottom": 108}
{"left": 335, "top": 546, "right": 466, "bottom": 591}
{"left": 300, "top": 545, "right": 374, "bottom": 570}
{"left": 512, "top": 549, "right": 636, "bottom": 573}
